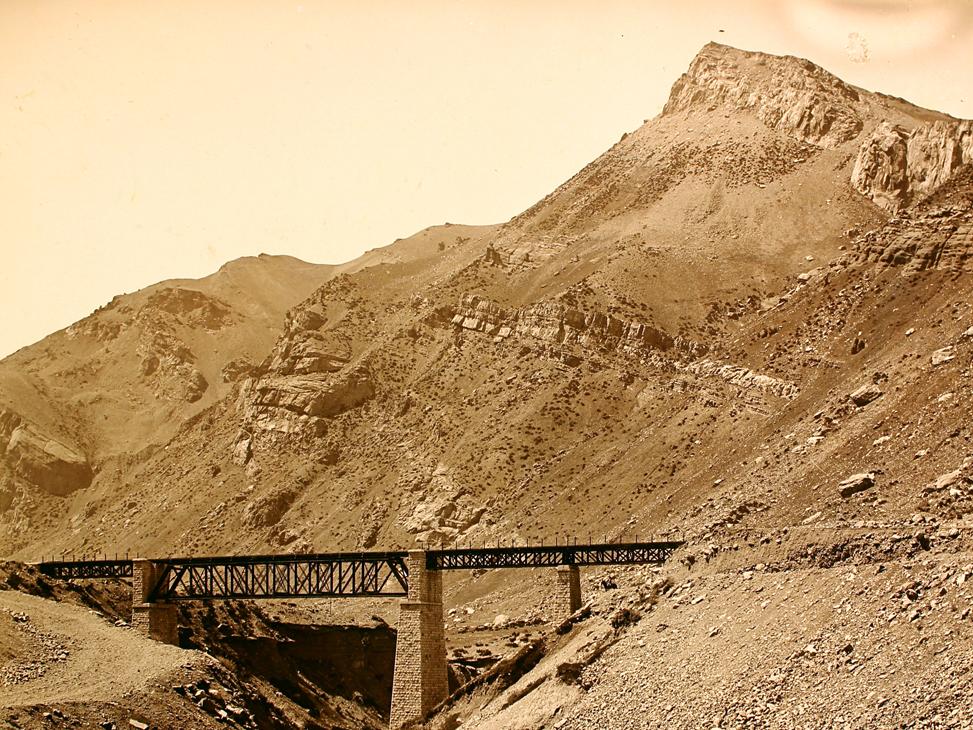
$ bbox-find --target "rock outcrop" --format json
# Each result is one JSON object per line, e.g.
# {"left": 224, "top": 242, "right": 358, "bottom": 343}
{"left": 684, "top": 359, "right": 800, "bottom": 400}
{"left": 854, "top": 179, "right": 973, "bottom": 274}
{"left": 143, "top": 287, "right": 235, "bottom": 330}
{"left": 229, "top": 275, "right": 381, "bottom": 445}
{"left": 136, "top": 329, "right": 209, "bottom": 403}
{"left": 852, "top": 120, "right": 973, "bottom": 211}
{"left": 398, "top": 464, "right": 489, "bottom": 544}
{"left": 449, "top": 294, "right": 797, "bottom": 400}
{"left": 663, "top": 42, "right": 863, "bottom": 148}
{"left": 220, "top": 358, "right": 255, "bottom": 383}
{"left": 237, "top": 367, "right": 374, "bottom": 436}
{"left": 451, "top": 294, "right": 677, "bottom": 354}
{"left": 128, "top": 292, "right": 229, "bottom": 403}
{"left": 242, "top": 485, "right": 300, "bottom": 528}
{"left": 0, "top": 409, "right": 91, "bottom": 497}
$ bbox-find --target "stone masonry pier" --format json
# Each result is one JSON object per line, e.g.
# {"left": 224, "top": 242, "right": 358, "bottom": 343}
{"left": 554, "top": 565, "right": 582, "bottom": 623}
{"left": 389, "top": 551, "right": 449, "bottom": 728}
{"left": 131, "top": 559, "right": 178, "bottom": 644}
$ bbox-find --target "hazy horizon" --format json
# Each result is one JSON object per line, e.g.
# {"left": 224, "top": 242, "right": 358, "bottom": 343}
{"left": 3, "top": 0, "right": 972, "bottom": 358}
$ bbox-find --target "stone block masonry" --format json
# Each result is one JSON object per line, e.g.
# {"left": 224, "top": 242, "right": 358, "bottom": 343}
{"left": 553, "top": 565, "right": 582, "bottom": 624}
{"left": 131, "top": 559, "right": 178, "bottom": 645}
{"left": 389, "top": 551, "right": 448, "bottom": 729}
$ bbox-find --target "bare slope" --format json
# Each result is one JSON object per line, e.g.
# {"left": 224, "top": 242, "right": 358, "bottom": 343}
{"left": 424, "top": 534, "right": 973, "bottom": 730}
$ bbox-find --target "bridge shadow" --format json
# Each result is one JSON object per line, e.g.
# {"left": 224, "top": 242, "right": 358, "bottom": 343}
{"left": 177, "top": 601, "right": 395, "bottom": 728}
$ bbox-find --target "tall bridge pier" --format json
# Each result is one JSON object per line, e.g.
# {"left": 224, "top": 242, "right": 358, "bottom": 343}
{"left": 389, "top": 551, "right": 448, "bottom": 728}
{"left": 38, "top": 540, "right": 681, "bottom": 729}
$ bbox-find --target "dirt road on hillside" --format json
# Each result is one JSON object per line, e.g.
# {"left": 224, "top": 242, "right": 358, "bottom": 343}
{"left": 0, "top": 590, "right": 204, "bottom": 708}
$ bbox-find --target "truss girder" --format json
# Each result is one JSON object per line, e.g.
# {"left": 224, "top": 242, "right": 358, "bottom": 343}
{"left": 37, "top": 559, "right": 133, "bottom": 580}
{"left": 147, "top": 553, "right": 411, "bottom": 601}
{"left": 426, "top": 542, "right": 682, "bottom": 570}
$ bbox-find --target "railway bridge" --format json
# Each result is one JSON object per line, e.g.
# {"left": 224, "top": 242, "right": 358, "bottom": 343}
{"left": 39, "top": 541, "right": 682, "bottom": 728}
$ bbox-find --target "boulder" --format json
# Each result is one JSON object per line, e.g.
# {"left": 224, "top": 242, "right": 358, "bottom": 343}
{"left": 927, "top": 456, "right": 973, "bottom": 492}
{"left": 838, "top": 472, "right": 875, "bottom": 499}
{"left": 849, "top": 383, "right": 883, "bottom": 407}
{"left": 931, "top": 347, "right": 955, "bottom": 366}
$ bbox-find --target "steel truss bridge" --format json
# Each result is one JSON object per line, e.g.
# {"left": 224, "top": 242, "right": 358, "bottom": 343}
{"left": 37, "top": 541, "right": 682, "bottom": 601}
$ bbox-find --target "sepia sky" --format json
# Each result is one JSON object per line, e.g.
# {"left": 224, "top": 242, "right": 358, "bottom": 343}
{"left": 2, "top": 0, "right": 971, "bottom": 358}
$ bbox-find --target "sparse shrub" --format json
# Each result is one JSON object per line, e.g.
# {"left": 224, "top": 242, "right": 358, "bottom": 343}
{"left": 609, "top": 606, "right": 641, "bottom": 629}
{"left": 556, "top": 662, "right": 585, "bottom": 685}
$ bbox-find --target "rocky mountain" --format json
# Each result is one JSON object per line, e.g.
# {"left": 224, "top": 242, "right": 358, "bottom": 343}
{"left": 2, "top": 42, "right": 970, "bottom": 559}
{"left": 1, "top": 42, "right": 972, "bottom": 727}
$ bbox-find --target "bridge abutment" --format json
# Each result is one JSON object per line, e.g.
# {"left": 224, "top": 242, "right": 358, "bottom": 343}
{"left": 389, "top": 550, "right": 447, "bottom": 729}
{"left": 131, "top": 559, "right": 178, "bottom": 645}
{"left": 553, "top": 565, "right": 582, "bottom": 624}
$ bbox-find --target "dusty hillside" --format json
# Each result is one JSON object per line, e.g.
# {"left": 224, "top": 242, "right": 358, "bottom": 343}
{"left": 423, "top": 530, "right": 973, "bottom": 729}
{"left": 408, "top": 165, "right": 973, "bottom": 728}
{"left": 1, "top": 41, "right": 972, "bottom": 728}
{"left": 0, "top": 224, "right": 496, "bottom": 553}
{"left": 0, "top": 254, "right": 332, "bottom": 510}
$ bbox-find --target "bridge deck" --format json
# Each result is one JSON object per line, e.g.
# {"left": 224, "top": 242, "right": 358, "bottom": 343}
{"left": 37, "top": 541, "right": 682, "bottom": 600}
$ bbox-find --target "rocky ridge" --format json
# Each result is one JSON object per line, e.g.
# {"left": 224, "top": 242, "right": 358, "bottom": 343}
{"left": 450, "top": 294, "right": 679, "bottom": 355}
{"left": 5, "top": 44, "right": 971, "bottom": 561}
{"left": 662, "top": 42, "right": 865, "bottom": 148}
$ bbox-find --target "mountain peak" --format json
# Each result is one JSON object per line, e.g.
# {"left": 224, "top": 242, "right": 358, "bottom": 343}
{"left": 663, "top": 43, "right": 863, "bottom": 148}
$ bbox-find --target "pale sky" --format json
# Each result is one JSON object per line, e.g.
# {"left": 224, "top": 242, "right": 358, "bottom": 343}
{"left": 2, "top": 0, "right": 971, "bottom": 358}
